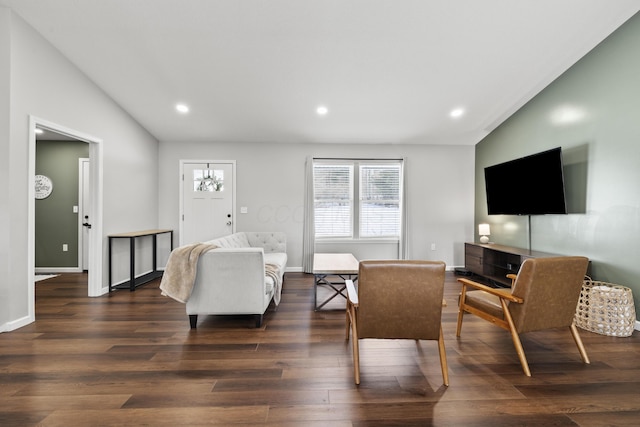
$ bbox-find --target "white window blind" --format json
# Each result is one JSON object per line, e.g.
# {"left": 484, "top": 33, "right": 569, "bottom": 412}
{"left": 359, "top": 164, "right": 401, "bottom": 237}
{"left": 313, "top": 164, "right": 353, "bottom": 238}
{"left": 313, "top": 160, "right": 402, "bottom": 239}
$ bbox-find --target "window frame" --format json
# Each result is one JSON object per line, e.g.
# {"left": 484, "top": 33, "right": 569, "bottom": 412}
{"left": 313, "top": 159, "right": 403, "bottom": 241}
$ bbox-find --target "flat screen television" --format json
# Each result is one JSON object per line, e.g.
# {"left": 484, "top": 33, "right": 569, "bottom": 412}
{"left": 484, "top": 147, "right": 567, "bottom": 215}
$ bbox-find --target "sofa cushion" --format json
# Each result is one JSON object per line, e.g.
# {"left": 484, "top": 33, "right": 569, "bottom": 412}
{"left": 264, "top": 252, "right": 287, "bottom": 271}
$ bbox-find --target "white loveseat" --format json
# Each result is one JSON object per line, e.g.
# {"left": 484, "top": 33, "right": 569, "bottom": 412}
{"left": 186, "top": 232, "right": 287, "bottom": 328}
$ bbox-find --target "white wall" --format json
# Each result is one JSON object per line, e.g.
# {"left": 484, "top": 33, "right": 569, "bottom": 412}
{"left": 1, "top": 9, "right": 159, "bottom": 331}
{"left": 0, "top": 6, "right": 476, "bottom": 331}
{"left": 159, "top": 140, "right": 475, "bottom": 269}
{"left": 0, "top": 8, "right": 11, "bottom": 328}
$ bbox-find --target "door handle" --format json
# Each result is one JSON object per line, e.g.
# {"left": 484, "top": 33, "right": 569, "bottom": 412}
{"left": 226, "top": 221, "right": 232, "bottom": 226}
{"left": 83, "top": 222, "right": 92, "bottom": 229}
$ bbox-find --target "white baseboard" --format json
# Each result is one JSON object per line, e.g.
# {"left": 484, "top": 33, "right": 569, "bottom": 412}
{"left": 35, "top": 267, "right": 82, "bottom": 274}
{"left": 1, "top": 314, "right": 34, "bottom": 332}
{"left": 636, "top": 320, "right": 640, "bottom": 331}
{"left": 110, "top": 269, "right": 154, "bottom": 287}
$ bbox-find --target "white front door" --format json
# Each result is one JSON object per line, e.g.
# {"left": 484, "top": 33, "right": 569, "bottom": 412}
{"left": 181, "top": 161, "right": 235, "bottom": 245}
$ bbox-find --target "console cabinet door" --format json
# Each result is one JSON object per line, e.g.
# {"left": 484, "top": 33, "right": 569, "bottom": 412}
{"left": 465, "top": 243, "right": 484, "bottom": 275}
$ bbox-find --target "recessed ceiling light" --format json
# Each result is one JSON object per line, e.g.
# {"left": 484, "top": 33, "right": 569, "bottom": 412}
{"left": 176, "top": 103, "right": 190, "bottom": 114}
{"left": 450, "top": 108, "right": 465, "bottom": 118}
{"left": 316, "top": 105, "right": 328, "bottom": 116}
{"left": 34, "top": 128, "right": 44, "bottom": 134}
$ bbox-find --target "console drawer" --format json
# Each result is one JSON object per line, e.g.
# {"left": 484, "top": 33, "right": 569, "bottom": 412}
{"left": 465, "top": 243, "right": 483, "bottom": 258}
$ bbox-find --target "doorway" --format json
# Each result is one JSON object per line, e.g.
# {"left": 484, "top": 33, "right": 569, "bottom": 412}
{"left": 28, "top": 116, "right": 104, "bottom": 324}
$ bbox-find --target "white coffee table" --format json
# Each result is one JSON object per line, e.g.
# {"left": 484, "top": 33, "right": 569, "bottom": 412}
{"left": 312, "top": 253, "right": 359, "bottom": 310}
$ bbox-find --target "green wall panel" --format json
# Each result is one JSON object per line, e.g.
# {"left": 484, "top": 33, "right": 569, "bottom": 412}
{"left": 475, "top": 12, "right": 640, "bottom": 319}
{"left": 35, "top": 140, "right": 89, "bottom": 268}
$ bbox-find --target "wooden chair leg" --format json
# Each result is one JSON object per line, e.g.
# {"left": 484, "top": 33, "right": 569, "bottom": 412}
{"left": 456, "top": 287, "right": 467, "bottom": 337}
{"left": 438, "top": 326, "right": 449, "bottom": 386}
{"left": 501, "top": 299, "right": 531, "bottom": 377}
{"left": 570, "top": 322, "right": 591, "bottom": 364}
{"left": 345, "top": 302, "right": 351, "bottom": 340}
{"left": 456, "top": 308, "right": 465, "bottom": 337}
{"left": 349, "top": 305, "right": 360, "bottom": 385}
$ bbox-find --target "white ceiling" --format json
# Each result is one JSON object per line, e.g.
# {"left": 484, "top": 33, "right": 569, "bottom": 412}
{"left": 3, "top": 0, "right": 639, "bottom": 145}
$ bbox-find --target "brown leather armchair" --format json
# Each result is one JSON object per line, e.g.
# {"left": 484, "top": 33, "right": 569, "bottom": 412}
{"left": 345, "top": 260, "right": 449, "bottom": 386}
{"left": 456, "top": 256, "right": 590, "bottom": 376}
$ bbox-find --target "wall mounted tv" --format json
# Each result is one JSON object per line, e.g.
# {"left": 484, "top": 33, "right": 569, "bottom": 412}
{"left": 484, "top": 147, "right": 567, "bottom": 215}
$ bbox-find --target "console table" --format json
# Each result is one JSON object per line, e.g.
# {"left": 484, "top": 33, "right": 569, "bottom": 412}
{"left": 464, "top": 242, "right": 560, "bottom": 287}
{"left": 108, "top": 229, "right": 173, "bottom": 292}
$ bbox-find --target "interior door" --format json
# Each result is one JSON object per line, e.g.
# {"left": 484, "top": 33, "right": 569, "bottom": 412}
{"left": 182, "top": 162, "right": 234, "bottom": 245}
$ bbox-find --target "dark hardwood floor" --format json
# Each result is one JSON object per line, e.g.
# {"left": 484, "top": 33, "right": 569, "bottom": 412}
{"left": 1, "top": 272, "right": 639, "bottom": 426}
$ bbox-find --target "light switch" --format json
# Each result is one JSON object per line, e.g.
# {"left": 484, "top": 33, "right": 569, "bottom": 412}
{"left": 73, "top": 205, "right": 79, "bottom": 213}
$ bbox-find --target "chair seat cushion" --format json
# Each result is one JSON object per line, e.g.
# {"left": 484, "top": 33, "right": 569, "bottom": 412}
{"left": 465, "top": 289, "right": 512, "bottom": 319}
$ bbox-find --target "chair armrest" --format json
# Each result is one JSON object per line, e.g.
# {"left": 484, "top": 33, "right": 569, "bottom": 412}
{"left": 346, "top": 279, "right": 358, "bottom": 306}
{"left": 457, "top": 278, "right": 523, "bottom": 304}
{"left": 506, "top": 273, "right": 517, "bottom": 286}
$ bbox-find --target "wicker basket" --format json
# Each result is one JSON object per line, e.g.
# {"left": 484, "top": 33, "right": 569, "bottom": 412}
{"left": 575, "top": 277, "right": 636, "bottom": 337}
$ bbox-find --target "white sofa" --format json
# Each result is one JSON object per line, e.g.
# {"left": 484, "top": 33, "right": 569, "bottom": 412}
{"left": 186, "top": 232, "right": 287, "bottom": 328}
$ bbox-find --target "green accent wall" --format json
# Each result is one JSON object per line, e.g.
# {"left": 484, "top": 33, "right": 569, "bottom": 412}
{"left": 35, "top": 140, "right": 89, "bottom": 268}
{"left": 475, "top": 13, "right": 640, "bottom": 319}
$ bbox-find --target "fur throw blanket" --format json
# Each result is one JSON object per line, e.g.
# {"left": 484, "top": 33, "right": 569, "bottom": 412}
{"left": 159, "top": 243, "right": 217, "bottom": 303}
{"left": 266, "top": 263, "right": 283, "bottom": 306}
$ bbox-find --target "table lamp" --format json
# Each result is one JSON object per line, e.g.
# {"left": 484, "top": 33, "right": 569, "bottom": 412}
{"left": 478, "top": 223, "right": 491, "bottom": 244}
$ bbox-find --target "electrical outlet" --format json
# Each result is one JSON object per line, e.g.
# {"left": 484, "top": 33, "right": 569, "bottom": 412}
{"left": 240, "top": 206, "right": 248, "bottom": 214}
{"left": 62, "top": 244, "right": 68, "bottom": 252}
{"left": 431, "top": 243, "right": 436, "bottom": 251}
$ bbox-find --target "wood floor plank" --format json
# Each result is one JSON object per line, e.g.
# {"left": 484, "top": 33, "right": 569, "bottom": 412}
{"left": 39, "top": 407, "right": 270, "bottom": 426}
{"left": 0, "top": 271, "right": 639, "bottom": 426}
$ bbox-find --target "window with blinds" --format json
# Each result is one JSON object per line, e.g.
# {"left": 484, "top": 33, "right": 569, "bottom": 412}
{"left": 313, "top": 164, "right": 354, "bottom": 238}
{"left": 359, "top": 164, "right": 401, "bottom": 237}
{"left": 313, "top": 160, "right": 402, "bottom": 239}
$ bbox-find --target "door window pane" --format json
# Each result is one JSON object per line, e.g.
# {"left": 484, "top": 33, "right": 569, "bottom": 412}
{"left": 193, "top": 169, "right": 224, "bottom": 192}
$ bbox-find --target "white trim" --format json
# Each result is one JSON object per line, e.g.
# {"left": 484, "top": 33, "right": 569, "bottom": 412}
{"left": 1, "top": 315, "right": 33, "bottom": 333}
{"left": 178, "top": 159, "right": 236, "bottom": 247}
{"left": 28, "top": 116, "right": 105, "bottom": 328}
{"left": 78, "top": 158, "right": 90, "bottom": 271}
{"left": 316, "top": 238, "right": 400, "bottom": 244}
{"left": 635, "top": 320, "right": 640, "bottom": 332}
{"left": 35, "top": 267, "right": 82, "bottom": 274}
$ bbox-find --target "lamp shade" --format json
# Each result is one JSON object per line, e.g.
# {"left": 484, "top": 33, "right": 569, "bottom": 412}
{"left": 478, "top": 223, "right": 491, "bottom": 236}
